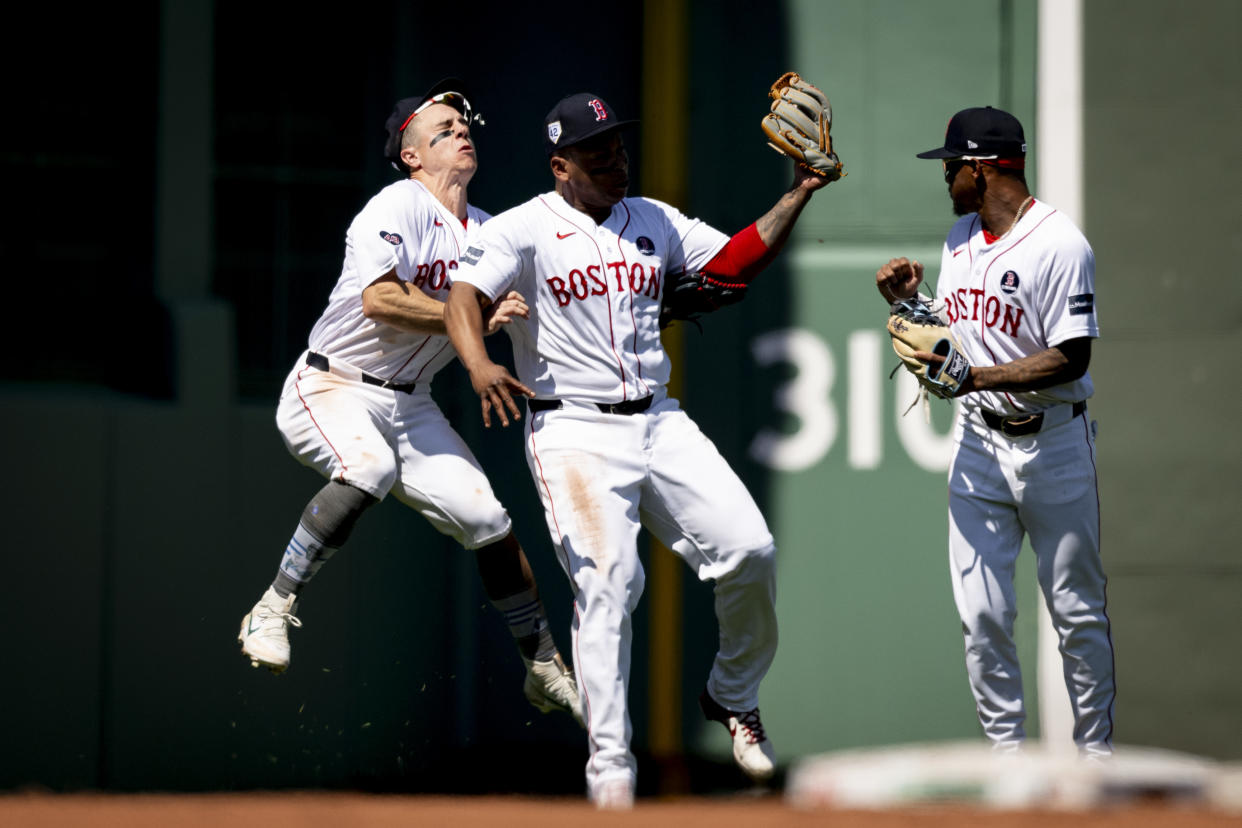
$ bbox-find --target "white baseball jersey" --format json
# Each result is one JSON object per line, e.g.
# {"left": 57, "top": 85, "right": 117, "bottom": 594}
{"left": 453, "top": 191, "right": 728, "bottom": 402}
{"left": 937, "top": 197, "right": 1114, "bottom": 754}
{"left": 307, "top": 178, "right": 490, "bottom": 384}
{"left": 277, "top": 178, "right": 512, "bottom": 548}
{"left": 934, "top": 199, "right": 1098, "bottom": 414}
{"left": 452, "top": 191, "right": 777, "bottom": 797}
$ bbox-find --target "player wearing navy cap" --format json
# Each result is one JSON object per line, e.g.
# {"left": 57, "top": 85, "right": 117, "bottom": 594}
{"left": 876, "top": 106, "right": 1115, "bottom": 758}
{"left": 446, "top": 90, "right": 833, "bottom": 808}
{"left": 237, "top": 78, "right": 583, "bottom": 728}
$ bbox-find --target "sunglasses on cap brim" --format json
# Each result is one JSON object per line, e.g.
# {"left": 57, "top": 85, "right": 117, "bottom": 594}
{"left": 398, "top": 92, "right": 486, "bottom": 133}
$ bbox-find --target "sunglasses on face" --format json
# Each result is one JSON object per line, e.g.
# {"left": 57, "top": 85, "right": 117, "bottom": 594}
{"left": 943, "top": 158, "right": 974, "bottom": 182}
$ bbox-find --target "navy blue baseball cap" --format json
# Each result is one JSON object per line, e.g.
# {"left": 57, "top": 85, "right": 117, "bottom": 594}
{"left": 544, "top": 92, "right": 637, "bottom": 155}
{"left": 916, "top": 106, "right": 1027, "bottom": 162}
{"left": 384, "top": 77, "right": 478, "bottom": 165}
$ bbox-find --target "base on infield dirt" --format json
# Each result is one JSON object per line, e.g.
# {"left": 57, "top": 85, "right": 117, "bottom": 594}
{"left": 786, "top": 740, "right": 1242, "bottom": 812}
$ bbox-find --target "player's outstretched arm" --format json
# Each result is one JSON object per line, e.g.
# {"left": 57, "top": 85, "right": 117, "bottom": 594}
{"left": 753, "top": 161, "right": 829, "bottom": 255}
{"left": 445, "top": 282, "right": 534, "bottom": 428}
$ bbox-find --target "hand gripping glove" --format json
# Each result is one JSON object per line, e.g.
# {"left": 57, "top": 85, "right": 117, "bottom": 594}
{"left": 887, "top": 298, "right": 970, "bottom": 399}
{"left": 760, "top": 71, "right": 844, "bottom": 180}
{"left": 659, "top": 269, "right": 748, "bottom": 329}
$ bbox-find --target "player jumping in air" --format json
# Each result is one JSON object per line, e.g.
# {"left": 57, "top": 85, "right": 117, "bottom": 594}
{"left": 445, "top": 89, "right": 834, "bottom": 808}
{"left": 237, "top": 78, "right": 583, "bottom": 728}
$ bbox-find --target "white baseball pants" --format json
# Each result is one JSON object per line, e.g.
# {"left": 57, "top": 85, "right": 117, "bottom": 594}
{"left": 276, "top": 354, "right": 512, "bottom": 549}
{"left": 947, "top": 404, "right": 1114, "bottom": 753}
{"left": 524, "top": 394, "right": 778, "bottom": 795}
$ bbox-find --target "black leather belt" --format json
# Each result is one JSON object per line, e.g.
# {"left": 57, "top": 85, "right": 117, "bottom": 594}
{"left": 982, "top": 400, "right": 1086, "bottom": 437}
{"left": 528, "top": 395, "right": 654, "bottom": 416}
{"left": 306, "top": 351, "right": 418, "bottom": 394}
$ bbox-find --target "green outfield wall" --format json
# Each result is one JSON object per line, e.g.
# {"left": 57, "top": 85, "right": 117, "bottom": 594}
{"left": 678, "top": 0, "right": 1043, "bottom": 763}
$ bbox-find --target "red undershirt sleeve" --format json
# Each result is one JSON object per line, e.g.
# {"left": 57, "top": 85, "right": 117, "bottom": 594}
{"left": 700, "top": 222, "right": 771, "bottom": 284}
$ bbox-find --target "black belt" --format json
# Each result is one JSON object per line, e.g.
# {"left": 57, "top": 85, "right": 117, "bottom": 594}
{"left": 981, "top": 400, "right": 1086, "bottom": 437}
{"left": 528, "top": 395, "right": 654, "bottom": 416}
{"left": 306, "top": 351, "right": 418, "bottom": 394}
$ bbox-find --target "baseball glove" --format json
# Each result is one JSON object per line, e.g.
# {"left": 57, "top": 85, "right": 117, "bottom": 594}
{"left": 887, "top": 298, "right": 970, "bottom": 399}
{"left": 761, "top": 71, "right": 844, "bottom": 180}
{"left": 659, "top": 269, "right": 748, "bottom": 329}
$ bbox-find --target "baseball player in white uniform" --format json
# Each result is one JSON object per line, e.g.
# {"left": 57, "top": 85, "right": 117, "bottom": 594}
{"left": 876, "top": 106, "right": 1115, "bottom": 757}
{"left": 444, "top": 92, "right": 831, "bottom": 808}
{"left": 236, "top": 78, "right": 582, "bottom": 727}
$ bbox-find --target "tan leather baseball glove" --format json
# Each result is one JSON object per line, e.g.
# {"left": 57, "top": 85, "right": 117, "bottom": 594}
{"left": 760, "top": 71, "right": 844, "bottom": 180}
{"left": 887, "top": 298, "right": 970, "bottom": 399}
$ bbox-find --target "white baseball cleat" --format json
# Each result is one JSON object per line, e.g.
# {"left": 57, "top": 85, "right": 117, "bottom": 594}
{"left": 522, "top": 652, "right": 585, "bottom": 728}
{"left": 238, "top": 586, "right": 302, "bottom": 674}
{"left": 592, "top": 778, "right": 635, "bottom": 810}
{"left": 700, "top": 689, "right": 777, "bottom": 782}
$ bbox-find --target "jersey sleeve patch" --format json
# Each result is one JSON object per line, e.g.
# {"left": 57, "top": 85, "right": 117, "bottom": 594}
{"left": 1068, "top": 293, "right": 1094, "bottom": 315}
{"left": 460, "top": 245, "right": 485, "bottom": 265}
{"left": 379, "top": 231, "right": 402, "bottom": 246}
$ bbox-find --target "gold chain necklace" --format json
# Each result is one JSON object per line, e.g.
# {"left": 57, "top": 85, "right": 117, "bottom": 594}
{"left": 995, "top": 196, "right": 1035, "bottom": 241}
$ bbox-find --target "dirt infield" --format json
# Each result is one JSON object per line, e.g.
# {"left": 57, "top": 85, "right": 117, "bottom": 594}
{"left": 3, "top": 792, "right": 1241, "bottom": 828}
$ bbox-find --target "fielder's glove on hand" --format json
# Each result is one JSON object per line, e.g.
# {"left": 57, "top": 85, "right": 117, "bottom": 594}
{"left": 659, "top": 270, "right": 748, "bottom": 329}
{"left": 887, "top": 298, "right": 970, "bottom": 399}
{"left": 761, "top": 71, "right": 844, "bottom": 181}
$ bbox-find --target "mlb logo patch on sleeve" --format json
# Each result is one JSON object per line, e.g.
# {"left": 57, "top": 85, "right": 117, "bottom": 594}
{"left": 1068, "top": 293, "right": 1094, "bottom": 315}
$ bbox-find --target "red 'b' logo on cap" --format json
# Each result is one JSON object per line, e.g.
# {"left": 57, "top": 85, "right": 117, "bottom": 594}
{"left": 588, "top": 99, "right": 608, "bottom": 121}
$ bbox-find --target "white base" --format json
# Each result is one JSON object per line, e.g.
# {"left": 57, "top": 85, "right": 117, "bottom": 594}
{"left": 786, "top": 740, "right": 1242, "bottom": 812}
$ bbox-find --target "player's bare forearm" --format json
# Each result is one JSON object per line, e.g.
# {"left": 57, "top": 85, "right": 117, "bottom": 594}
{"left": 446, "top": 282, "right": 534, "bottom": 427}
{"left": 445, "top": 282, "right": 495, "bottom": 374}
{"left": 753, "top": 163, "right": 825, "bottom": 251}
{"left": 959, "top": 339, "right": 1092, "bottom": 394}
{"left": 362, "top": 272, "right": 447, "bottom": 333}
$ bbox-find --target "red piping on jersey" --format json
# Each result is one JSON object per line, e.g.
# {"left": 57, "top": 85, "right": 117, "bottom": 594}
{"left": 975, "top": 202, "right": 1056, "bottom": 408}
{"left": 615, "top": 201, "right": 651, "bottom": 398}
{"left": 385, "top": 336, "right": 432, "bottom": 383}
{"left": 537, "top": 195, "right": 633, "bottom": 398}
{"left": 413, "top": 340, "right": 452, "bottom": 381}
{"left": 294, "top": 365, "right": 350, "bottom": 479}
{"left": 702, "top": 222, "right": 770, "bottom": 283}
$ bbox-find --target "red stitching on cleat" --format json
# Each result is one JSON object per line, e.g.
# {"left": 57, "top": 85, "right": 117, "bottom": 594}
{"left": 735, "top": 710, "right": 767, "bottom": 744}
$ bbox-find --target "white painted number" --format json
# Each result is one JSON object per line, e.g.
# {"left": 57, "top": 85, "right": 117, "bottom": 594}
{"left": 748, "top": 328, "right": 955, "bottom": 472}
{"left": 749, "top": 329, "right": 835, "bottom": 472}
